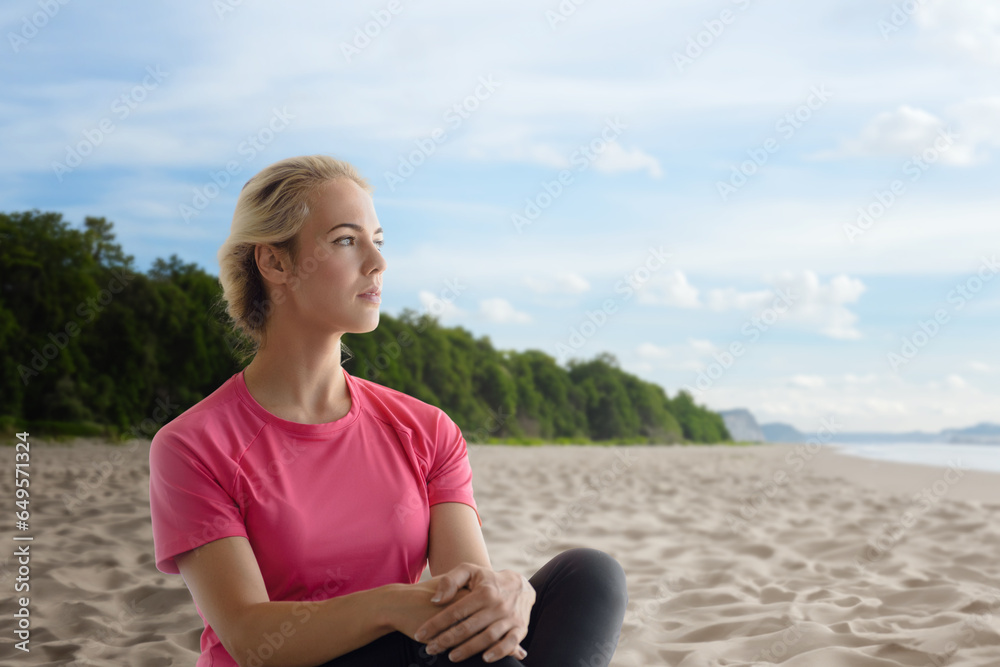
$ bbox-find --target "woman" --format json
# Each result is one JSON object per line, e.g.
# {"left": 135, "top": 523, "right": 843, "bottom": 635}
{"left": 148, "top": 154, "right": 628, "bottom": 666}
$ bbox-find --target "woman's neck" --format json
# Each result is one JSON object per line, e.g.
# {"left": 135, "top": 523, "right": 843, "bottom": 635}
{"left": 242, "top": 338, "right": 350, "bottom": 425}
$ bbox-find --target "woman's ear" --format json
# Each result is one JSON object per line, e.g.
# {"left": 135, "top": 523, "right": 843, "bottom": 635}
{"left": 255, "top": 244, "right": 292, "bottom": 286}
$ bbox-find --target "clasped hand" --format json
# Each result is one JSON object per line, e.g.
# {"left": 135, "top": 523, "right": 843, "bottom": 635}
{"left": 414, "top": 563, "right": 535, "bottom": 663}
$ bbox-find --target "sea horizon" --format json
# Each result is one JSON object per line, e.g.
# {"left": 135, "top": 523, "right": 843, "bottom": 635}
{"left": 829, "top": 441, "right": 1000, "bottom": 474}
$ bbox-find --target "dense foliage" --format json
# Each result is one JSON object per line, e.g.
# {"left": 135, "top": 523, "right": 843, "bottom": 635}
{"left": 0, "top": 211, "right": 730, "bottom": 444}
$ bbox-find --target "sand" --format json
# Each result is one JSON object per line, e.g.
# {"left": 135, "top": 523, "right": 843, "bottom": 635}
{"left": 2, "top": 438, "right": 999, "bottom": 666}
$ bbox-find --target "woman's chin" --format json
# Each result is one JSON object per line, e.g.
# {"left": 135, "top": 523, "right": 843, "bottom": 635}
{"left": 352, "top": 313, "right": 381, "bottom": 334}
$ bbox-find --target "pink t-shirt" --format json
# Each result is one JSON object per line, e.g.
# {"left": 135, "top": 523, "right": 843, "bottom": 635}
{"left": 148, "top": 366, "right": 480, "bottom": 666}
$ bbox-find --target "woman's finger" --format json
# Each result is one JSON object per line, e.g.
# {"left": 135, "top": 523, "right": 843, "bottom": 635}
{"left": 440, "top": 616, "right": 515, "bottom": 663}
{"left": 481, "top": 626, "right": 528, "bottom": 663}
{"left": 432, "top": 566, "right": 473, "bottom": 603}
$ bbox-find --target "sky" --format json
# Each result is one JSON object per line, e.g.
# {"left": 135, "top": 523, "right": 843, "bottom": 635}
{"left": 3, "top": 0, "right": 999, "bottom": 434}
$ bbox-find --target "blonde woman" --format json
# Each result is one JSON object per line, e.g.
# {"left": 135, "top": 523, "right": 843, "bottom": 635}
{"left": 148, "top": 155, "right": 628, "bottom": 667}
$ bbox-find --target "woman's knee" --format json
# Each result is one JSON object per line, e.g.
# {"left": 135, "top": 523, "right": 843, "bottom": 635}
{"left": 552, "top": 547, "right": 628, "bottom": 602}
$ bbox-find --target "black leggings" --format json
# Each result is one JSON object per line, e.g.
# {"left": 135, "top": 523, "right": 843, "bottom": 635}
{"left": 317, "top": 548, "right": 628, "bottom": 667}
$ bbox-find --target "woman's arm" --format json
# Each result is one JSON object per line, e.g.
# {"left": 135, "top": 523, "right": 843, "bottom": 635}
{"left": 418, "top": 502, "right": 533, "bottom": 663}
{"left": 176, "top": 536, "right": 408, "bottom": 667}
{"left": 427, "top": 502, "right": 492, "bottom": 575}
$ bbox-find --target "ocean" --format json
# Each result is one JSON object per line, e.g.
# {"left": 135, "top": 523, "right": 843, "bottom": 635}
{"left": 832, "top": 442, "right": 1000, "bottom": 474}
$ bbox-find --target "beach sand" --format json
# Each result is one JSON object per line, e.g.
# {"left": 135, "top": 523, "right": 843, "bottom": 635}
{"left": 2, "top": 439, "right": 999, "bottom": 666}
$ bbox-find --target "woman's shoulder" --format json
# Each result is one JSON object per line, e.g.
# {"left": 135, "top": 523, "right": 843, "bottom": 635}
{"left": 151, "top": 372, "right": 250, "bottom": 454}
{"left": 348, "top": 372, "right": 453, "bottom": 432}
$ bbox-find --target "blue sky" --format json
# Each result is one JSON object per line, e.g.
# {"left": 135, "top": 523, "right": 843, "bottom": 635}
{"left": 3, "top": 0, "right": 999, "bottom": 432}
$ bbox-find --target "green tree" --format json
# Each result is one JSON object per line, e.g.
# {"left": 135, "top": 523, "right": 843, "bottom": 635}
{"left": 0, "top": 211, "right": 734, "bottom": 445}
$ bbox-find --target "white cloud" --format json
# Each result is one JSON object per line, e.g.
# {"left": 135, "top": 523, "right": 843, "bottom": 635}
{"left": 946, "top": 96, "right": 1000, "bottom": 161}
{"left": 417, "top": 290, "right": 464, "bottom": 321}
{"left": 789, "top": 374, "right": 826, "bottom": 389}
{"left": 688, "top": 338, "right": 717, "bottom": 355}
{"left": 522, "top": 272, "right": 590, "bottom": 295}
{"left": 705, "top": 287, "right": 776, "bottom": 311}
{"left": 640, "top": 270, "right": 866, "bottom": 340}
{"left": 523, "top": 143, "right": 572, "bottom": 169}
{"left": 945, "top": 373, "right": 969, "bottom": 390}
{"left": 628, "top": 339, "right": 716, "bottom": 374}
{"left": 969, "top": 361, "right": 993, "bottom": 373}
{"left": 915, "top": 0, "right": 1000, "bottom": 66}
{"left": 768, "top": 271, "right": 866, "bottom": 340}
{"left": 593, "top": 141, "right": 663, "bottom": 178}
{"left": 636, "top": 342, "right": 672, "bottom": 360}
{"left": 479, "top": 297, "right": 531, "bottom": 324}
{"left": 817, "top": 97, "right": 1000, "bottom": 166}
{"left": 637, "top": 269, "right": 701, "bottom": 308}
{"left": 862, "top": 396, "right": 909, "bottom": 415}
{"left": 503, "top": 138, "right": 662, "bottom": 177}
{"left": 817, "top": 105, "right": 975, "bottom": 165}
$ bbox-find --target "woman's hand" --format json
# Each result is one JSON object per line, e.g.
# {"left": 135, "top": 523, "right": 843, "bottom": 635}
{"left": 414, "top": 564, "right": 534, "bottom": 664}
{"left": 387, "top": 576, "right": 475, "bottom": 640}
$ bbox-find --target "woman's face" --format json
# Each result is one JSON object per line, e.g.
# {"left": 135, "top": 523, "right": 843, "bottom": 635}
{"left": 276, "top": 177, "right": 386, "bottom": 337}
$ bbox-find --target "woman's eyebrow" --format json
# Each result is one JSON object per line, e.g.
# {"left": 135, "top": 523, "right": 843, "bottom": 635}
{"left": 327, "top": 223, "right": 383, "bottom": 234}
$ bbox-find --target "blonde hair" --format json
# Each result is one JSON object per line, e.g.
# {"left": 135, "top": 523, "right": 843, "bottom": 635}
{"left": 216, "top": 154, "right": 374, "bottom": 363}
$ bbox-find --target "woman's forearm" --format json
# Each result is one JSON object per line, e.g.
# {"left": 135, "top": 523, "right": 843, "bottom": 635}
{"left": 231, "top": 583, "right": 401, "bottom": 667}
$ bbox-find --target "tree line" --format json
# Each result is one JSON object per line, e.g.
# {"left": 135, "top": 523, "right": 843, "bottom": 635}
{"left": 0, "top": 211, "right": 730, "bottom": 444}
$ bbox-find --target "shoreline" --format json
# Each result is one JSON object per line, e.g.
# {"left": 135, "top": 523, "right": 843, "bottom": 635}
{"left": 19, "top": 435, "right": 1000, "bottom": 504}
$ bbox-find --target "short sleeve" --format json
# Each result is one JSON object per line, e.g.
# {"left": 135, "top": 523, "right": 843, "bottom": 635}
{"left": 426, "top": 412, "right": 481, "bottom": 527}
{"left": 148, "top": 430, "right": 248, "bottom": 574}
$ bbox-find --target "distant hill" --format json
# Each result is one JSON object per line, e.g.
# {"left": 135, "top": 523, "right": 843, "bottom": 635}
{"left": 719, "top": 409, "right": 764, "bottom": 442}
{"left": 942, "top": 423, "right": 1000, "bottom": 444}
{"left": 826, "top": 423, "right": 1000, "bottom": 444}
{"left": 825, "top": 430, "right": 943, "bottom": 444}
{"left": 756, "top": 419, "right": 1000, "bottom": 445}
{"left": 761, "top": 422, "right": 805, "bottom": 443}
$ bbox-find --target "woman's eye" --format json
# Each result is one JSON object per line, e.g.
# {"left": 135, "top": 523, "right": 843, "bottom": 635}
{"left": 334, "top": 236, "right": 385, "bottom": 249}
